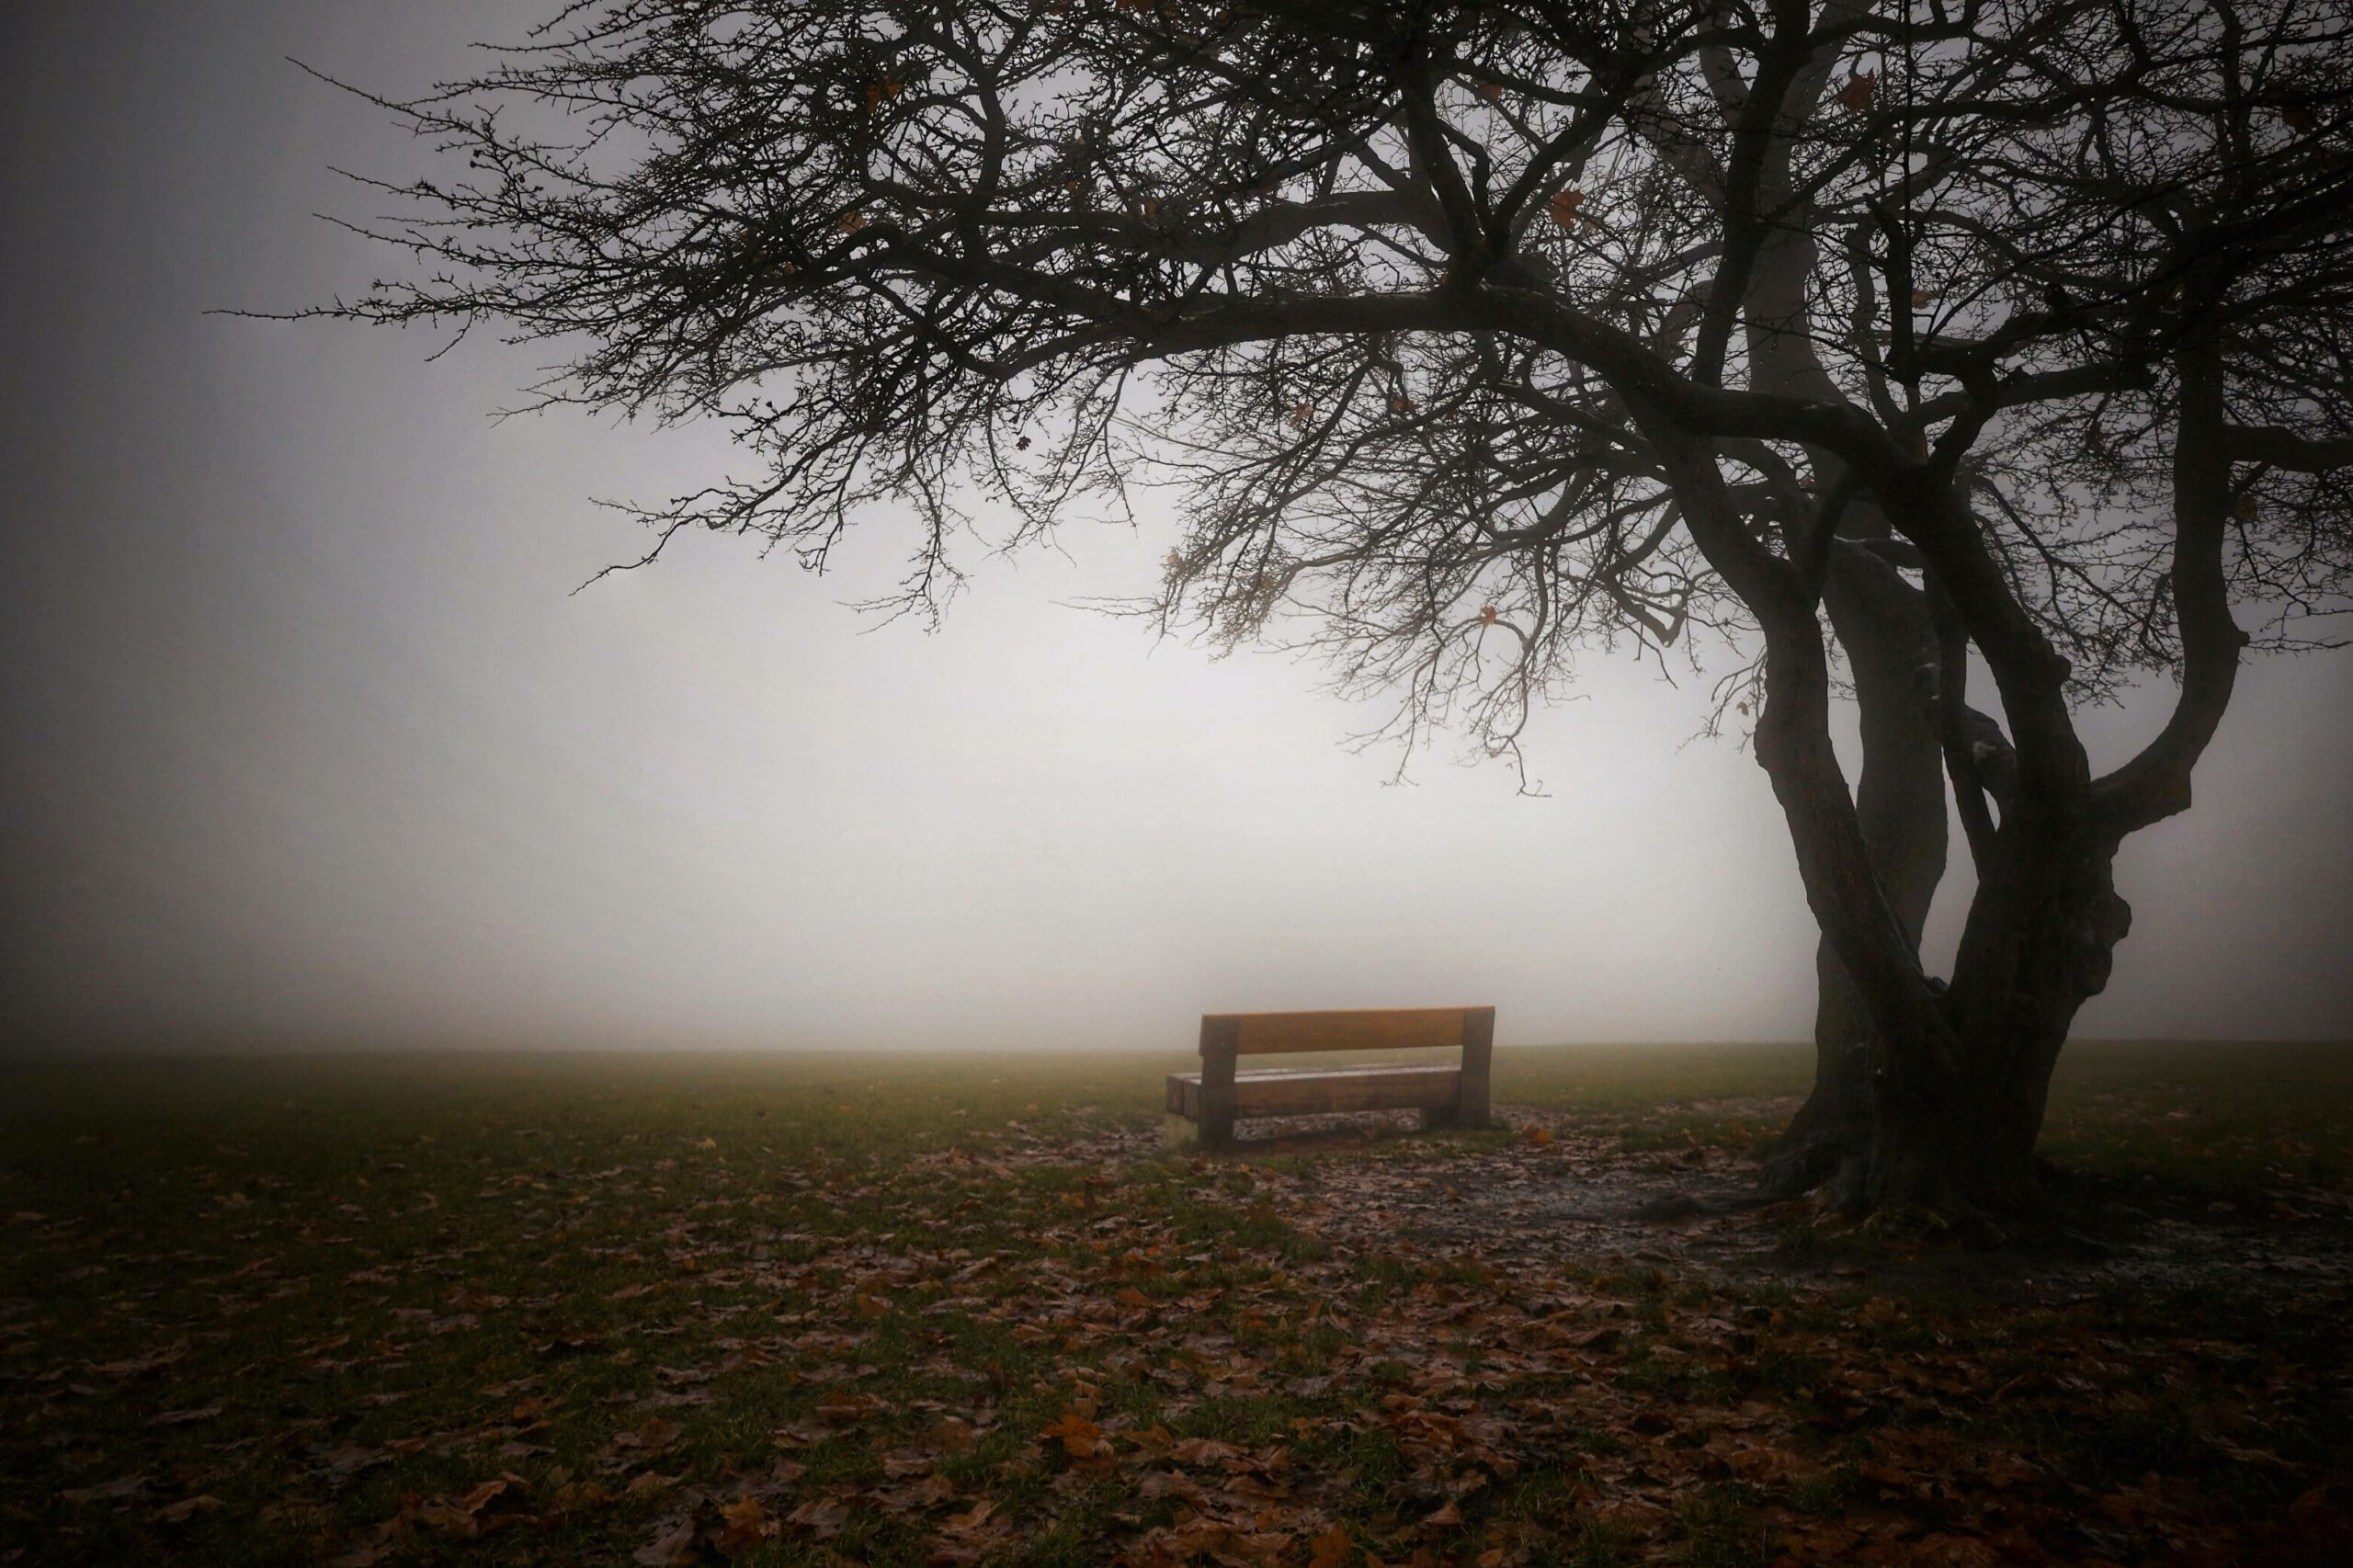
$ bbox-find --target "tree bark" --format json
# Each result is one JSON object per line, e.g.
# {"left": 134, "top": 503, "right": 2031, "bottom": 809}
{"left": 1839, "top": 339, "right": 2247, "bottom": 1226}
{"left": 1760, "top": 541, "right": 1947, "bottom": 1208}
{"left": 1861, "top": 822, "right": 2131, "bottom": 1221}
{"left": 1733, "top": 194, "right": 1955, "bottom": 1210}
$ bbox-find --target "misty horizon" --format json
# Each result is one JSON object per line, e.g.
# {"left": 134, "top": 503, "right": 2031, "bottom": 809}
{"left": 4, "top": 1, "right": 2348, "bottom": 1059}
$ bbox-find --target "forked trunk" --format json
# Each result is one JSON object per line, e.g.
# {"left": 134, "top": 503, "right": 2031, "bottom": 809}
{"left": 1860, "top": 817, "right": 2133, "bottom": 1222}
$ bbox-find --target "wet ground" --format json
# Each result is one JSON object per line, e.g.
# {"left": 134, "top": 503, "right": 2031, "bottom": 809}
{"left": 1036, "top": 1099, "right": 2353, "bottom": 1300}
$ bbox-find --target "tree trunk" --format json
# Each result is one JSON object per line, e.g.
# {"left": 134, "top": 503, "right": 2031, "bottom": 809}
{"left": 1731, "top": 202, "right": 1959, "bottom": 1210}
{"left": 1847, "top": 342, "right": 2244, "bottom": 1226}
{"left": 1761, "top": 541, "right": 1948, "bottom": 1208}
{"left": 1860, "top": 819, "right": 2132, "bottom": 1221}
{"left": 1649, "top": 427, "right": 2092, "bottom": 1233}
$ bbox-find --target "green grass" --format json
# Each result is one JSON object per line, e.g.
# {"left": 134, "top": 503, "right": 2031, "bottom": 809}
{"left": 2, "top": 1041, "right": 2348, "bottom": 1567}
{"left": 2037, "top": 1039, "right": 2353, "bottom": 1196}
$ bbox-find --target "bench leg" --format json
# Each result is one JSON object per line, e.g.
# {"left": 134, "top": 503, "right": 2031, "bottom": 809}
{"left": 1199, "top": 1017, "right": 1239, "bottom": 1149}
{"left": 1458, "top": 1007, "right": 1495, "bottom": 1129}
{"left": 1164, "top": 1112, "right": 1201, "bottom": 1153}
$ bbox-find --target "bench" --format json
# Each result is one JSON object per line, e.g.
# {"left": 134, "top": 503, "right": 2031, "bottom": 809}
{"left": 1164, "top": 1006, "right": 1495, "bottom": 1150}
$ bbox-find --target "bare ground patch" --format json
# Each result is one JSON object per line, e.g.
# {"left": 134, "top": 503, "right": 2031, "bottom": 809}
{"left": 1066, "top": 1101, "right": 2353, "bottom": 1304}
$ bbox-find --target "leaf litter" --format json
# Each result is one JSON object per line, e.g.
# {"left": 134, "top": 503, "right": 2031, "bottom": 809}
{"left": 2, "top": 1053, "right": 2349, "bottom": 1566}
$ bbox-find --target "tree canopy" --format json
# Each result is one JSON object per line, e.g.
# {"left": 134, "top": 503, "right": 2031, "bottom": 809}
{"left": 319, "top": 0, "right": 2353, "bottom": 1223}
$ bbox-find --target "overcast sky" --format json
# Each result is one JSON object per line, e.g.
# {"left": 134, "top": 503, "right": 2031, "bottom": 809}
{"left": 2, "top": 2, "right": 2347, "bottom": 1055}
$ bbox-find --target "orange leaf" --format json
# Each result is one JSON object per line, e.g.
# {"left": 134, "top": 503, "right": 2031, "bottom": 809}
{"left": 836, "top": 210, "right": 867, "bottom": 233}
{"left": 1479, "top": 605, "right": 1498, "bottom": 625}
{"left": 1310, "top": 1522, "right": 1352, "bottom": 1567}
{"left": 1039, "top": 1411, "right": 1106, "bottom": 1459}
{"left": 1838, "top": 72, "right": 1877, "bottom": 111}
{"left": 715, "top": 1495, "right": 775, "bottom": 1558}
{"left": 1546, "top": 188, "right": 1586, "bottom": 228}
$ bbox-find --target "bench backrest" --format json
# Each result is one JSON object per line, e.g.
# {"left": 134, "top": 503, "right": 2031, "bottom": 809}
{"left": 1185, "top": 1007, "right": 1495, "bottom": 1140}
{"left": 1199, "top": 1007, "right": 1493, "bottom": 1057}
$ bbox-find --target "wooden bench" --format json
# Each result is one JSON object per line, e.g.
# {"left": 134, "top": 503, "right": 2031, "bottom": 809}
{"left": 1164, "top": 1007, "right": 1495, "bottom": 1149}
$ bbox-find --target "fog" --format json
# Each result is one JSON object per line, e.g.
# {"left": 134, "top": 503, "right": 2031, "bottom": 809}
{"left": 3, "top": 2, "right": 2347, "bottom": 1056}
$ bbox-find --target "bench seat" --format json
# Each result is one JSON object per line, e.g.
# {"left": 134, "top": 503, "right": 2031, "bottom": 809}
{"left": 1165, "top": 1062, "right": 1462, "bottom": 1120}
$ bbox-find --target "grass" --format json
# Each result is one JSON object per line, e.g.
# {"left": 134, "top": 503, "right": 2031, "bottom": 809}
{"left": 2, "top": 1041, "right": 2348, "bottom": 1567}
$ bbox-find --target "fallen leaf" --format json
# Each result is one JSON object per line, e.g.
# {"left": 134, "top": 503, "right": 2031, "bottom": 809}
{"left": 632, "top": 1514, "right": 700, "bottom": 1567}
{"left": 633, "top": 1416, "right": 685, "bottom": 1451}
{"left": 1593, "top": 1496, "right": 1671, "bottom": 1529}
{"left": 716, "top": 1495, "right": 777, "bottom": 1557}
{"left": 316, "top": 1443, "right": 390, "bottom": 1481}
{"left": 451, "top": 1479, "right": 509, "bottom": 1515}
{"left": 2290, "top": 1483, "right": 2348, "bottom": 1530}
{"left": 1040, "top": 1410, "right": 1108, "bottom": 1460}
{"left": 326, "top": 1544, "right": 397, "bottom": 1568}
{"left": 61, "top": 1474, "right": 149, "bottom": 1505}
{"left": 153, "top": 1494, "right": 224, "bottom": 1524}
{"left": 148, "top": 1406, "right": 223, "bottom": 1427}
{"left": 941, "top": 1497, "right": 996, "bottom": 1533}
{"left": 786, "top": 1494, "right": 853, "bottom": 1537}
{"left": 1170, "top": 1436, "right": 1244, "bottom": 1465}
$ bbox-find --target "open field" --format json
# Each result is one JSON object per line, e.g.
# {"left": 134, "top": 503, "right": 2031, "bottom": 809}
{"left": 3, "top": 1042, "right": 2350, "bottom": 1566}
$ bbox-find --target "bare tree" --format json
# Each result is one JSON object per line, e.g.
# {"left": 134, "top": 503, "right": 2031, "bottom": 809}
{"left": 301, "top": 0, "right": 2353, "bottom": 1228}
